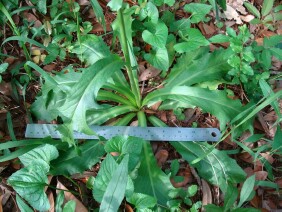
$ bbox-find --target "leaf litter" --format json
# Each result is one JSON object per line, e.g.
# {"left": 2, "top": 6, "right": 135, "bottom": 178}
{"left": 0, "top": 0, "right": 281, "bottom": 211}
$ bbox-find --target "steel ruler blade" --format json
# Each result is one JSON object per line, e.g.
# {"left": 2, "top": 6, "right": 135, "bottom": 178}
{"left": 25, "top": 124, "right": 221, "bottom": 142}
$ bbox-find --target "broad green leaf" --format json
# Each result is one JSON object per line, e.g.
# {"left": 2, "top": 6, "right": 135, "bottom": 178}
{"left": 270, "top": 48, "right": 282, "bottom": 60}
{"left": 19, "top": 144, "right": 59, "bottom": 172}
{"left": 143, "top": 86, "right": 245, "bottom": 129}
{"left": 242, "top": 47, "right": 255, "bottom": 63}
{"left": 174, "top": 29, "right": 209, "bottom": 53}
{"left": 37, "top": 0, "right": 47, "bottom": 14}
{"left": 100, "top": 155, "right": 129, "bottom": 212}
{"left": 144, "top": 47, "right": 169, "bottom": 71}
{"left": 243, "top": 2, "right": 260, "bottom": 19}
{"left": 204, "top": 204, "right": 224, "bottom": 212}
{"left": 134, "top": 141, "right": 176, "bottom": 207}
{"left": 70, "top": 35, "right": 111, "bottom": 65}
{"left": 89, "top": 0, "right": 106, "bottom": 32}
{"left": 261, "top": 49, "right": 272, "bottom": 70}
{"left": 184, "top": 3, "right": 212, "bottom": 23}
{"left": 187, "top": 185, "right": 198, "bottom": 197}
{"left": 51, "top": 140, "right": 105, "bottom": 175}
{"left": 16, "top": 195, "right": 33, "bottom": 212}
{"left": 263, "top": 35, "right": 282, "bottom": 48}
{"left": 93, "top": 154, "right": 133, "bottom": 203}
{"left": 87, "top": 105, "right": 137, "bottom": 126}
{"left": 259, "top": 79, "right": 281, "bottom": 122}
{"left": 8, "top": 165, "right": 50, "bottom": 211}
{"left": 105, "top": 136, "right": 143, "bottom": 171}
{"left": 57, "top": 55, "right": 124, "bottom": 134}
{"left": 142, "top": 21, "right": 168, "bottom": 48}
{"left": 165, "top": 48, "right": 232, "bottom": 87}
{"left": 139, "top": 2, "right": 159, "bottom": 23}
{"left": 171, "top": 142, "right": 246, "bottom": 192}
{"left": 55, "top": 191, "right": 64, "bottom": 212}
{"left": 126, "top": 193, "right": 157, "bottom": 209}
{"left": 261, "top": 0, "right": 274, "bottom": 16}
{"left": 62, "top": 201, "right": 76, "bottom": 212}
{"left": 237, "top": 175, "right": 256, "bottom": 207}
{"left": 165, "top": 0, "right": 175, "bottom": 6}
{"left": 107, "top": 0, "right": 122, "bottom": 11}
{"left": 93, "top": 154, "right": 118, "bottom": 202}
{"left": 224, "top": 185, "right": 238, "bottom": 209}
{"left": 170, "top": 19, "right": 191, "bottom": 36}
{"left": 0, "top": 63, "right": 8, "bottom": 73}
{"left": 209, "top": 34, "right": 230, "bottom": 43}
{"left": 112, "top": 7, "right": 137, "bottom": 67}
{"left": 216, "top": 0, "right": 226, "bottom": 10}
{"left": 273, "top": 127, "right": 282, "bottom": 152}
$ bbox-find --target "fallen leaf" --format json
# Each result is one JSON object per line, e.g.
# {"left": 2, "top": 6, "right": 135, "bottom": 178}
{"left": 227, "top": 0, "right": 247, "bottom": 14}
{"left": 48, "top": 192, "right": 55, "bottom": 212}
{"left": 201, "top": 179, "right": 212, "bottom": 207}
{"left": 0, "top": 82, "right": 12, "bottom": 96}
{"left": 170, "top": 168, "right": 193, "bottom": 188}
{"left": 139, "top": 66, "right": 161, "bottom": 81}
{"left": 275, "top": 178, "right": 282, "bottom": 188}
{"left": 43, "top": 64, "right": 56, "bottom": 72}
{"left": 244, "top": 167, "right": 254, "bottom": 177}
{"left": 250, "top": 194, "right": 260, "bottom": 208}
{"left": 150, "top": 101, "right": 161, "bottom": 111}
{"left": 155, "top": 149, "right": 168, "bottom": 166}
{"left": 260, "top": 153, "right": 274, "bottom": 164}
{"left": 125, "top": 203, "right": 134, "bottom": 212}
{"left": 255, "top": 171, "right": 268, "bottom": 181}
{"left": 56, "top": 181, "right": 87, "bottom": 212}
{"left": 223, "top": 5, "right": 243, "bottom": 24}
{"left": 240, "top": 15, "right": 255, "bottom": 22}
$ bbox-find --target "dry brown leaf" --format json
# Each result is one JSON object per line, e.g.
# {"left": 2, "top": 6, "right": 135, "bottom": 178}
{"left": 150, "top": 101, "right": 161, "bottom": 111}
{"left": 0, "top": 196, "right": 2, "bottom": 212}
{"left": 43, "top": 64, "right": 56, "bottom": 72}
{"left": 0, "top": 82, "right": 12, "bottom": 96}
{"left": 125, "top": 203, "right": 134, "bottom": 212}
{"left": 201, "top": 179, "right": 212, "bottom": 207}
{"left": 223, "top": 5, "right": 243, "bottom": 24}
{"left": 255, "top": 171, "right": 268, "bottom": 181}
{"left": 250, "top": 194, "right": 260, "bottom": 208}
{"left": 48, "top": 192, "right": 55, "bottom": 212}
{"left": 275, "top": 177, "right": 282, "bottom": 188}
{"left": 260, "top": 153, "right": 274, "bottom": 164}
{"left": 170, "top": 168, "right": 193, "bottom": 188}
{"left": 227, "top": 0, "right": 247, "bottom": 15}
{"left": 240, "top": 15, "right": 255, "bottom": 22}
{"left": 244, "top": 167, "right": 254, "bottom": 177}
{"left": 78, "top": 0, "right": 90, "bottom": 5}
{"left": 22, "top": 12, "right": 42, "bottom": 27}
{"left": 139, "top": 66, "right": 161, "bottom": 81}
{"left": 56, "top": 181, "right": 88, "bottom": 212}
{"left": 155, "top": 149, "right": 168, "bottom": 166}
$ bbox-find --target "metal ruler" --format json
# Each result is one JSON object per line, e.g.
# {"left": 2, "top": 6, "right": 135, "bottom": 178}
{"left": 25, "top": 124, "right": 221, "bottom": 142}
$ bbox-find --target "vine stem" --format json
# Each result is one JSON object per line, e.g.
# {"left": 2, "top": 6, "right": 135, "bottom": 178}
{"left": 117, "top": 9, "right": 141, "bottom": 108}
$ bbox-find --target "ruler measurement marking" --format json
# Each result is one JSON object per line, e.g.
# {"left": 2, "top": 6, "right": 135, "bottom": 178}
{"left": 25, "top": 124, "right": 221, "bottom": 142}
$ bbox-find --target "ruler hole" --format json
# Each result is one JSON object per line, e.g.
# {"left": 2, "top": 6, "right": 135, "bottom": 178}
{"left": 211, "top": 132, "right": 217, "bottom": 137}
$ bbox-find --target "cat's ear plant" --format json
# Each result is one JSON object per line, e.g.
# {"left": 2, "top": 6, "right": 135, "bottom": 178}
{"left": 4, "top": 0, "right": 282, "bottom": 211}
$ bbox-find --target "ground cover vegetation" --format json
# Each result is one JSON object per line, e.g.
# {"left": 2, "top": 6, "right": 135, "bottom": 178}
{"left": 0, "top": 0, "right": 281, "bottom": 211}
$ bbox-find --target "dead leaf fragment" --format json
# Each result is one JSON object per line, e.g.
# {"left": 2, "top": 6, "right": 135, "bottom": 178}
{"left": 201, "top": 179, "right": 212, "bottom": 207}
{"left": 56, "top": 181, "right": 87, "bottom": 212}
{"left": 48, "top": 192, "right": 55, "bottom": 212}
{"left": 155, "top": 149, "right": 168, "bottom": 166}
{"left": 223, "top": 5, "right": 243, "bottom": 24}
{"left": 240, "top": 15, "right": 255, "bottom": 22}
{"left": 139, "top": 66, "right": 161, "bottom": 81}
{"left": 170, "top": 168, "right": 193, "bottom": 188}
